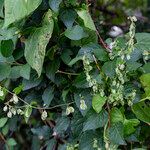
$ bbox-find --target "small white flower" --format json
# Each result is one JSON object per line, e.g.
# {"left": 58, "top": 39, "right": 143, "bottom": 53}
{"left": 66, "top": 106, "right": 74, "bottom": 115}
{"left": 121, "top": 55, "right": 125, "bottom": 60}
{"left": 10, "top": 108, "right": 16, "bottom": 115}
{"left": 7, "top": 111, "right": 12, "bottom": 118}
{"left": 41, "top": 110, "right": 48, "bottom": 120}
{"left": 119, "top": 64, "right": 125, "bottom": 70}
{"left": 80, "top": 100, "right": 87, "bottom": 110}
{"left": 112, "top": 80, "right": 116, "bottom": 86}
{"left": 126, "top": 55, "right": 130, "bottom": 60}
{"left": 13, "top": 94, "right": 19, "bottom": 104}
{"left": 3, "top": 106, "right": 8, "bottom": 112}
{"left": 17, "top": 109, "right": 23, "bottom": 115}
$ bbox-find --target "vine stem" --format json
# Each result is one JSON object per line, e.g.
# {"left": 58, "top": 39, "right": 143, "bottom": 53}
{"left": 4, "top": 87, "right": 75, "bottom": 110}
{"left": 56, "top": 70, "right": 79, "bottom": 76}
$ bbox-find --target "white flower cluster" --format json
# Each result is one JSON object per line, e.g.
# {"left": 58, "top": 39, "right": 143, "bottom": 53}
{"left": 3, "top": 94, "right": 24, "bottom": 118}
{"left": 93, "top": 138, "right": 101, "bottom": 150}
{"left": 126, "top": 16, "right": 137, "bottom": 60}
{"left": 143, "top": 50, "right": 150, "bottom": 61}
{"left": 41, "top": 110, "right": 48, "bottom": 120}
{"left": 83, "top": 55, "right": 99, "bottom": 93}
{"left": 125, "top": 90, "right": 136, "bottom": 106}
{"left": 66, "top": 106, "right": 74, "bottom": 115}
{"left": 79, "top": 95, "right": 87, "bottom": 110}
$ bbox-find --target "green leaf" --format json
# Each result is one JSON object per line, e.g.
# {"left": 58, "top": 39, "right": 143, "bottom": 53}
{"left": 54, "top": 117, "right": 70, "bottom": 134}
{"left": 49, "top": 0, "right": 62, "bottom": 12}
{"left": 140, "top": 73, "right": 150, "bottom": 97}
{"left": 102, "top": 60, "right": 116, "bottom": 78}
{"left": 25, "top": 10, "right": 54, "bottom": 77}
{"left": 135, "top": 33, "right": 150, "bottom": 51}
{"left": 24, "top": 105, "right": 32, "bottom": 123}
{"left": 132, "top": 100, "right": 150, "bottom": 123}
{"left": 123, "top": 119, "right": 140, "bottom": 135}
{"left": 4, "top": 0, "right": 42, "bottom": 27}
{"left": 46, "top": 59, "right": 60, "bottom": 82}
{"left": 93, "top": 47, "right": 108, "bottom": 61}
{"left": 7, "top": 138, "right": 17, "bottom": 146}
{"left": 0, "top": 0, "right": 4, "bottom": 18}
{"left": 126, "top": 61, "right": 142, "bottom": 71}
{"left": 77, "top": 9, "right": 96, "bottom": 31}
{"left": 0, "top": 39, "right": 14, "bottom": 57}
{"left": 92, "top": 94, "right": 107, "bottom": 113}
{"left": 0, "top": 63, "right": 11, "bottom": 81}
{"left": 79, "top": 131, "right": 104, "bottom": 150}
{"left": 22, "top": 75, "right": 42, "bottom": 91}
{"left": 110, "top": 107, "right": 124, "bottom": 124}
{"left": 42, "top": 86, "right": 54, "bottom": 107}
{"left": 0, "top": 117, "right": 8, "bottom": 128}
{"left": 9, "top": 66, "right": 21, "bottom": 79}
{"left": 20, "top": 64, "right": 31, "bottom": 80}
{"left": 142, "top": 63, "right": 150, "bottom": 73}
{"left": 60, "top": 9, "right": 77, "bottom": 28}
{"left": 83, "top": 109, "right": 108, "bottom": 131}
{"left": 64, "top": 25, "right": 88, "bottom": 40}
{"left": 108, "top": 122, "right": 126, "bottom": 145}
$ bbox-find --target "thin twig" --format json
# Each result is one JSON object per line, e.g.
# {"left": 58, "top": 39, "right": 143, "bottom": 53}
{"left": 4, "top": 87, "right": 75, "bottom": 110}
{"left": 56, "top": 70, "right": 79, "bottom": 76}
{"left": 92, "top": 55, "right": 101, "bottom": 71}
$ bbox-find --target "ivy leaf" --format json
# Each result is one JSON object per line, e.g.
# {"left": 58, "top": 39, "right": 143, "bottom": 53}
{"left": 92, "top": 94, "right": 107, "bottom": 113}
{"left": 93, "top": 47, "right": 108, "bottom": 61}
{"left": 110, "top": 107, "right": 124, "bottom": 124}
{"left": 140, "top": 73, "right": 150, "bottom": 97}
{"left": 135, "top": 33, "right": 150, "bottom": 51}
{"left": 102, "top": 60, "right": 116, "bottom": 78}
{"left": 77, "top": 9, "right": 96, "bottom": 31}
{"left": 126, "top": 61, "right": 142, "bottom": 71}
{"left": 49, "top": 0, "right": 62, "bottom": 12}
{"left": 20, "top": 64, "right": 31, "bottom": 80}
{"left": 83, "top": 109, "right": 108, "bottom": 131}
{"left": 22, "top": 76, "right": 42, "bottom": 91}
{"left": 0, "top": 117, "right": 8, "bottom": 128}
{"left": 0, "top": 63, "right": 11, "bottom": 81}
{"left": 25, "top": 10, "right": 54, "bottom": 77}
{"left": 4, "top": 0, "right": 42, "bottom": 28}
{"left": 60, "top": 9, "right": 77, "bottom": 28}
{"left": 123, "top": 119, "right": 140, "bottom": 135}
{"left": 64, "top": 25, "right": 88, "bottom": 40}
{"left": 108, "top": 122, "right": 126, "bottom": 145}
{"left": 46, "top": 59, "right": 60, "bottom": 82}
{"left": 0, "top": 39, "right": 14, "bottom": 57}
{"left": 54, "top": 117, "right": 70, "bottom": 134}
{"left": 132, "top": 100, "right": 150, "bottom": 123}
{"left": 42, "top": 86, "right": 54, "bottom": 107}
{"left": 142, "top": 63, "right": 150, "bottom": 73}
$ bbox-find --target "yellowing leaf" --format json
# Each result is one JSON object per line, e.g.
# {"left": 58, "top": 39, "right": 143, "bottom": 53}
{"left": 25, "top": 10, "right": 54, "bottom": 77}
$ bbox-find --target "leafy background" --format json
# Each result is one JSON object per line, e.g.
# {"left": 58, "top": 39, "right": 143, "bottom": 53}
{"left": 0, "top": 0, "right": 150, "bottom": 150}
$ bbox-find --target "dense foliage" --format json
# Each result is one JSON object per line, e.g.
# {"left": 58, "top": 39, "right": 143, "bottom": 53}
{"left": 0, "top": 0, "right": 150, "bottom": 149}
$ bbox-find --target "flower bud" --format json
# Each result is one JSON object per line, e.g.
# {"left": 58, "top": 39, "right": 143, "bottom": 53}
{"left": 13, "top": 94, "right": 19, "bottom": 104}
{"left": 41, "top": 110, "right": 48, "bottom": 120}
{"left": 3, "top": 106, "right": 8, "bottom": 112}
{"left": 7, "top": 111, "right": 12, "bottom": 118}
